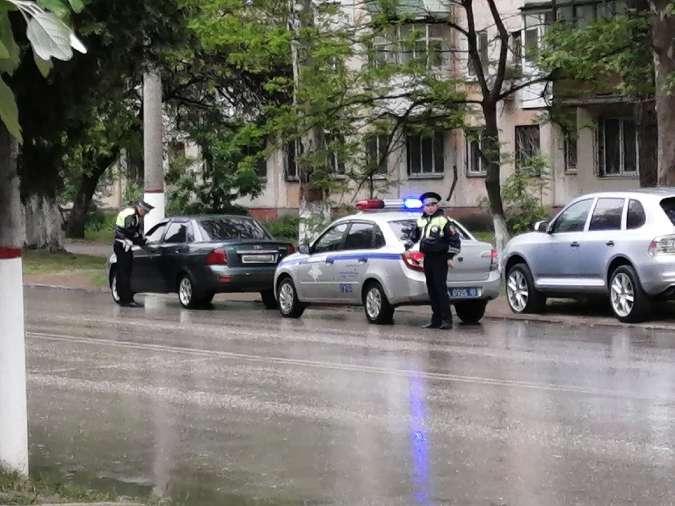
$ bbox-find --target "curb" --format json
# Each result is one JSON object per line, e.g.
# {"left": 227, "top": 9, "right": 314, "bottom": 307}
{"left": 24, "top": 283, "right": 675, "bottom": 331}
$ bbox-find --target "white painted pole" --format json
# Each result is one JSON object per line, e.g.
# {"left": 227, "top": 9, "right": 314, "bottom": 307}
{"left": 143, "top": 69, "right": 165, "bottom": 233}
{"left": 0, "top": 124, "right": 28, "bottom": 476}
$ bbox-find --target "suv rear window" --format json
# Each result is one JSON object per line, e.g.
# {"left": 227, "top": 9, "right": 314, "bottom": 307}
{"left": 661, "top": 198, "right": 675, "bottom": 225}
{"left": 198, "top": 218, "right": 270, "bottom": 240}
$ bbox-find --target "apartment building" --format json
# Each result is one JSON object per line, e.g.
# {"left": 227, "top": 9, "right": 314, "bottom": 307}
{"left": 239, "top": 0, "right": 646, "bottom": 224}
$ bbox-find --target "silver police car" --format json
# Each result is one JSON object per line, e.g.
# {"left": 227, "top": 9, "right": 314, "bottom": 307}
{"left": 274, "top": 199, "right": 500, "bottom": 324}
{"left": 502, "top": 189, "right": 675, "bottom": 323}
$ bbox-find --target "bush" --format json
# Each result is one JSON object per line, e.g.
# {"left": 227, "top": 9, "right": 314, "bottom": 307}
{"left": 263, "top": 215, "right": 299, "bottom": 243}
{"left": 502, "top": 156, "right": 551, "bottom": 235}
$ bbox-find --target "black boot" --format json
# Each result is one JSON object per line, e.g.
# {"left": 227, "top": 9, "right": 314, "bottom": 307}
{"left": 422, "top": 322, "right": 440, "bottom": 329}
{"left": 438, "top": 320, "right": 452, "bottom": 330}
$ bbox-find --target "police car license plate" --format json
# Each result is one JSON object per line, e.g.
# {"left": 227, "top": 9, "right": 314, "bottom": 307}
{"left": 242, "top": 254, "right": 276, "bottom": 264}
{"left": 448, "top": 287, "right": 480, "bottom": 298}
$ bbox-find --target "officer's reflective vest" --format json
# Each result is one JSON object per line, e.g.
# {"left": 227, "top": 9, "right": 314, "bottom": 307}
{"left": 116, "top": 207, "right": 137, "bottom": 228}
{"left": 417, "top": 215, "right": 449, "bottom": 239}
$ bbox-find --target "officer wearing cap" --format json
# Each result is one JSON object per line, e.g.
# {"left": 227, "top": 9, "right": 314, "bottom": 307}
{"left": 113, "top": 200, "right": 154, "bottom": 306}
{"left": 407, "top": 192, "right": 459, "bottom": 329}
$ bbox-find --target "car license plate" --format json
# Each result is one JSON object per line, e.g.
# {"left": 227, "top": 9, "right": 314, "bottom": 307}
{"left": 448, "top": 287, "right": 480, "bottom": 298}
{"left": 242, "top": 254, "right": 276, "bottom": 264}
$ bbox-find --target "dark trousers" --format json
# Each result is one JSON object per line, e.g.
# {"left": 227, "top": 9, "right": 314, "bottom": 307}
{"left": 424, "top": 253, "right": 451, "bottom": 324}
{"left": 113, "top": 242, "right": 134, "bottom": 303}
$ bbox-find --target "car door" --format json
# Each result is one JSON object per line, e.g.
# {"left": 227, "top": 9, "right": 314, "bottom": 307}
{"left": 529, "top": 198, "right": 594, "bottom": 288}
{"left": 160, "top": 220, "right": 193, "bottom": 292}
{"left": 331, "top": 221, "right": 379, "bottom": 302}
{"left": 131, "top": 220, "right": 167, "bottom": 293}
{"left": 580, "top": 197, "right": 626, "bottom": 289}
{"left": 295, "top": 222, "right": 348, "bottom": 302}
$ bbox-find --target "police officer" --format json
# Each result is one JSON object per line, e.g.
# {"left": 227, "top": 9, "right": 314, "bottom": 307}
{"left": 113, "top": 200, "right": 154, "bottom": 306}
{"left": 407, "top": 192, "right": 459, "bottom": 329}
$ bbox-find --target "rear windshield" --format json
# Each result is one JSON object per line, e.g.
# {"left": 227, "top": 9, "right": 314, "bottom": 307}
{"left": 197, "top": 218, "right": 270, "bottom": 241}
{"left": 388, "top": 219, "right": 469, "bottom": 241}
{"left": 661, "top": 198, "right": 675, "bottom": 225}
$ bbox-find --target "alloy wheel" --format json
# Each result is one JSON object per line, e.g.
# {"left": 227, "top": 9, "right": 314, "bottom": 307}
{"left": 279, "top": 282, "right": 295, "bottom": 314}
{"left": 507, "top": 270, "right": 529, "bottom": 312}
{"left": 611, "top": 272, "right": 634, "bottom": 318}
{"left": 179, "top": 277, "right": 193, "bottom": 306}
{"left": 365, "top": 287, "right": 382, "bottom": 319}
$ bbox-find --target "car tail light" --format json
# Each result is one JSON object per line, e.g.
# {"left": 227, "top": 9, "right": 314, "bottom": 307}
{"left": 648, "top": 235, "right": 675, "bottom": 256}
{"left": 489, "top": 249, "right": 498, "bottom": 271}
{"left": 207, "top": 248, "right": 228, "bottom": 265}
{"left": 286, "top": 244, "right": 296, "bottom": 255}
{"left": 402, "top": 251, "right": 425, "bottom": 271}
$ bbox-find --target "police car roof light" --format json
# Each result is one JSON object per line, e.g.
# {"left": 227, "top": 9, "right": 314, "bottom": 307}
{"left": 355, "top": 199, "right": 385, "bottom": 210}
{"left": 403, "top": 198, "right": 423, "bottom": 210}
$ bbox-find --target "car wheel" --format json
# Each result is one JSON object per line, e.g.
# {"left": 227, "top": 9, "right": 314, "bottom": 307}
{"left": 277, "top": 277, "right": 305, "bottom": 318}
{"left": 363, "top": 281, "right": 395, "bottom": 324}
{"left": 455, "top": 300, "right": 487, "bottom": 324}
{"left": 110, "top": 269, "right": 122, "bottom": 305}
{"left": 260, "top": 289, "right": 278, "bottom": 309}
{"left": 506, "top": 263, "right": 546, "bottom": 314}
{"left": 178, "top": 274, "right": 203, "bottom": 309}
{"left": 609, "top": 265, "right": 651, "bottom": 323}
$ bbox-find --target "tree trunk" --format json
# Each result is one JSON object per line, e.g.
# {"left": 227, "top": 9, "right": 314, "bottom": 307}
{"left": 143, "top": 68, "right": 165, "bottom": 232}
{"left": 650, "top": 1, "right": 675, "bottom": 186}
{"left": 0, "top": 123, "right": 29, "bottom": 476}
{"left": 482, "top": 101, "right": 510, "bottom": 253}
{"left": 22, "top": 194, "right": 64, "bottom": 251}
{"left": 636, "top": 100, "right": 658, "bottom": 187}
{"left": 66, "top": 152, "right": 118, "bottom": 239}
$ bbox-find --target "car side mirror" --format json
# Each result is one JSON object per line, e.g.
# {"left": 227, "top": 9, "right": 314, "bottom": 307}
{"left": 533, "top": 220, "right": 550, "bottom": 233}
{"left": 299, "top": 244, "right": 310, "bottom": 255}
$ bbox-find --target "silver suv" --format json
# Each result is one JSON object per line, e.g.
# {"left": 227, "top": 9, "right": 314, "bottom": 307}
{"left": 502, "top": 189, "right": 675, "bottom": 323}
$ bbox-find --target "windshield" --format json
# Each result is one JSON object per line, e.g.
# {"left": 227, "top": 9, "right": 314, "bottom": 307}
{"left": 197, "top": 217, "right": 270, "bottom": 241}
{"left": 388, "top": 219, "right": 470, "bottom": 241}
{"left": 661, "top": 198, "right": 675, "bottom": 225}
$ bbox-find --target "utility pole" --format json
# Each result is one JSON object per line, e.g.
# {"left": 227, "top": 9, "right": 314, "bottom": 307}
{"left": 0, "top": 124, "right": 28, "bottom": 476}
{"left": 143, "top": 69, "right": 165, "bottom": 232}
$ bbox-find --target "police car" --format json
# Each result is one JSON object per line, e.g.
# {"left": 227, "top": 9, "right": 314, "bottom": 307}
{"left": 274, "top": 199, "right": 500, "bottom": 324}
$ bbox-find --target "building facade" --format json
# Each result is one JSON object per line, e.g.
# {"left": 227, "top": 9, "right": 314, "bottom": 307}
{"left": 239, "top": 0, "right": 644, "bottom": 225}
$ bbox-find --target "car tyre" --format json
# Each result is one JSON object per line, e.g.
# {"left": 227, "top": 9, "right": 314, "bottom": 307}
{"left": 455, "top": 300, "right": 487, "bottom": 324}
{"left": 261, "top": 289, "right": 278, "bottom": 309}
{"left": 110, "top": 268, "right": 122, "bottom": 305}
{"left": 177, "top": 273, "right": 207, "bottom": 309}
{"left": 506, "top": 263, "right": 546, "bottom": 314}
{"left": 277, "top": 277, "right": 305, "bottom": 318}
{"left": 609, "top": 265, "right": 651, "bottom": 323}
{"left": 363, "top": 281, "right": 395, "bottom": 324}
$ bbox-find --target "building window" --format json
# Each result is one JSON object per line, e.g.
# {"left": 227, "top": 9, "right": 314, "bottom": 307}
{"left": 510, "top": 31, "right": 522, "bottom": 76}
{"left": 324, "top": 133, "right": 345, "bottom": 175}
{"left": 407, "top": 131, "right": 444, "bottom": 176}
{"left": 465, "top": 128, "right": 486, "bottom": 176}
{"left": 365, "top": 134, "right": 389, "bottom": 175}
{"left": 515, "top": 125, "right": 541, "bottom": 171}
{"left": 563, "top": 117, "right": 578, "bottom": 174}
{"left": 372, "top": 24, "right": 446, "bottom": 69}
{"left": 371, "top": 27, "right": 396, "bottom": 68}
{"left": 522, "top": 11, "right": 554, "bottom": 62}
{"left": 284, "top": 141, "right": 300, "bottom": 181}
{"left": 468, "top": 30, "right": 488, "bottom": 76}
{"left": 598, "top": 118, "right": 638, "bottom": 176}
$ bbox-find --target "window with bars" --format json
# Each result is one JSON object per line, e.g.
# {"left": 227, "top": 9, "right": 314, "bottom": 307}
{"left": 515, "top": 125, "right": 541, "bottom": 172}
{"left": 563, "top": 118, "right": 578, "bottom": 174}
{"left": 365, "top": 134, "right": 389, "bottom": 176}
{"left": 407, "top": 131, "right": 445, "bottom": 176}
{"left": 597, "top": 118, "right": 638, "bottom": 177}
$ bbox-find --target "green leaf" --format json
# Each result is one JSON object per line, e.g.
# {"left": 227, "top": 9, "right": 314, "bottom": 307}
{"left": 26, "top": 11, "right": 73, "bottom": 61}
{"left": 33, "top": 52, "right": 53, "bottom": 77}
{"left": 37, "top": 0, "right": 70, "bottom": 18}
{"left": 0, "top": 76, "right": 21, "bottom": 142}
{"left": 67, "top": 0, "right": 85, "bottom": 13}
{"left": 0, "top": 40, "right": 8, "bottom": 59}
{"left": 0, "top": 12, "right": 21, "bottom": 74}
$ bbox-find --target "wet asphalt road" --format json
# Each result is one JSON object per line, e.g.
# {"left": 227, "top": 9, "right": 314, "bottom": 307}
{"left": 23, "top": 286, "right": 675, "bottom": 505}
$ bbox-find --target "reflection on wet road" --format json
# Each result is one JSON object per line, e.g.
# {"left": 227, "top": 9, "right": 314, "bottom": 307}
{"left": 24, "top": 287, "right": 675, "bottom": 505}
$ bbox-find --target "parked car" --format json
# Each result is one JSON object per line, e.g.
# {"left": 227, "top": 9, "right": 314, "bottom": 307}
{"left": 108, "top": 215, "right": 295, "bottom": 308}
{"left": 273, "top": 199, "right": 500, "bottom": 324}
{"left": 502, "top": 189, "right": 675, "bottom": 323}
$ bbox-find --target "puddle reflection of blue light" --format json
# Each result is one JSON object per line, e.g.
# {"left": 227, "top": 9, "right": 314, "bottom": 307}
{"left": 409, "top": 374, "right": 434, "bottom": 506}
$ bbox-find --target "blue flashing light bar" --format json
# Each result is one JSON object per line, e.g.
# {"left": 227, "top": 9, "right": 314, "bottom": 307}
{"left": 403, "top": 198, "right": 423, "bottom": 210}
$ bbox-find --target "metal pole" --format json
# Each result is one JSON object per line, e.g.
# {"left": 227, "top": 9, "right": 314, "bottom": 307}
{"left": 143, "top": 69, "right": 165, "bottom": 232}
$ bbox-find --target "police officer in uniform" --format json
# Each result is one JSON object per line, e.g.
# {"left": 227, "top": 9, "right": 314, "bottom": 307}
{"left": 113, "top": 200, "right": 154, "bottom": 306}
{"left": 407, "top": 192, "right": 459, "bottom": 329}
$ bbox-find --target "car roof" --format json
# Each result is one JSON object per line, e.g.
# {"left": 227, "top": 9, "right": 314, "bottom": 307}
{"left": 165, "top": 214, "right": 256, "bottom": 222}
{"left": 334, "top": 211, "right": 421, "bottom": 223}
{"left": 572, "top": 188, "right": 675, "bottom": 202}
